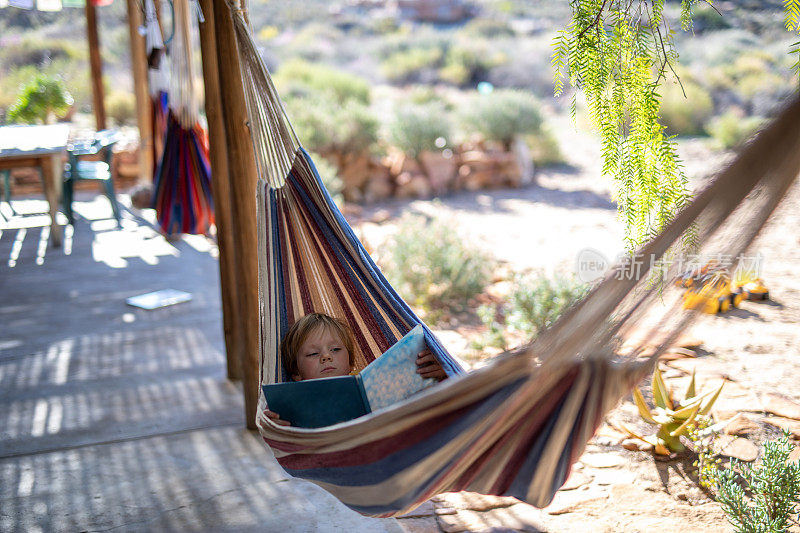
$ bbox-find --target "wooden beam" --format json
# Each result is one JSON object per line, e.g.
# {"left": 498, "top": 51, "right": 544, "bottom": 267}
{"left": 212, "top": 0, "right": 261, "bottom": 429}
{"left": 126, "top": 0, "right": 153, "bottom": 182}
{"left": 197, "top": 0, "right": 243, "bottom": 381}
{"left": 85, "top": 0, "right": 107, "bottom": 131}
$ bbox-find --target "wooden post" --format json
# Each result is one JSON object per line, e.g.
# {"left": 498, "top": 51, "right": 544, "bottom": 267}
{"left": 126, "top": 0, "right": 153, "bottom": 182}
{"left": 85, "top": 0, "right": 107, "bottom": 131}
{"left": 212, "top": 0, "right": 260, "bottom": 429}
{"left": 197, "top": 0, "right": 243, "bottom": 381}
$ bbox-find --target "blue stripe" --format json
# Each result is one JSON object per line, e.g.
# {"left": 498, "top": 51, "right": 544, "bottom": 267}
{"left": 283, "top": 377, "right": 526, "bottom": 485}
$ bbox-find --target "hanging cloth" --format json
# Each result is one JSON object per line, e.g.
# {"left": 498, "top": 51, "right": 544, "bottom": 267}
{"left": 145, "top": 0, "right": 169, "bottom": 177}
{"left": 151, "top": 0, "right": 213, "bottom": 235}
{"left": 227, "top": 5, "right": 800, "bottom": 517}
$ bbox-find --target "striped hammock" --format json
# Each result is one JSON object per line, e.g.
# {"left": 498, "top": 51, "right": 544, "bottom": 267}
{"left": 152, "top": 0, "right": 214, "bottom": 235}
{"left": 228, "top": 7, "right": 800, "bottom": 518}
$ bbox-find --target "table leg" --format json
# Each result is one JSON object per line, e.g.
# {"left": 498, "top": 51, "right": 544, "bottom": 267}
{"left": 41, "top": 154, "right": 63, "bottom": 247}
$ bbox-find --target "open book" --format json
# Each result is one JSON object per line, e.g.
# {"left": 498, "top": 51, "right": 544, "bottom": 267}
{"left": 262, "top": 325, "right": 437, "bottom": 428}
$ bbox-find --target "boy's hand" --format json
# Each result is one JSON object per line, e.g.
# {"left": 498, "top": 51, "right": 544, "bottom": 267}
{"left": 416, "top": 349, "right": 448, "bottom": 381}
{"left": 263, "top": 409, "right": 291, "bottom": 426}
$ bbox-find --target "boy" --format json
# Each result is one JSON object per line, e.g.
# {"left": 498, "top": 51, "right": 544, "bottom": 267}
{"left": 264, "top": 313, "right": 446, "bottom": 426}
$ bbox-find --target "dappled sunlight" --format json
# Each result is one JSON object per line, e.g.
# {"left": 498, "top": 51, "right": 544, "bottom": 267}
{"left": 0, "top": 323, "right": 239, "bottom": 458}
{"left": 0, "top": 195, "right": 218, "bottom": 269}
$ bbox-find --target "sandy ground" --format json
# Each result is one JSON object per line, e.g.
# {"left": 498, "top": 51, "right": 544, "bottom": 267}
{"left": 351, "top": 117, "right": 800, "bottom": 532}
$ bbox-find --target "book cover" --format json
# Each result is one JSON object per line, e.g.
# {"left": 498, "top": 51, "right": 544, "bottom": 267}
{"left": 262, "top": 376, "right": 370, "bottom": 428}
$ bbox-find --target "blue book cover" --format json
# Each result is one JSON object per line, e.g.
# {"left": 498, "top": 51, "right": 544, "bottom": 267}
{"left": 262, "top": 325, "right": 437, "bottom": 428}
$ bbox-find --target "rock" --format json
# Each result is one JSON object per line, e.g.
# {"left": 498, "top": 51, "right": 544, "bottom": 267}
{"left": 435, "top": 492, "right": 517, "bottom": 512}
{"left": 544, "top": 487, "right": 608, "bottom": 515}
{"left": 419, "top": 150, "right": 456, "bottom": 195}
{"left": 559, "top": 470, "right": 592, "bottom": 491}
{"left": 362, "top": 170, "right": 393, "bottom": 203}
{"left": 394, "top": 172, "right": 431, "bottom": 199}
{"left": 580, "top": 452, "right": 626, "bottom": 468}
{"left": 591, "top": 468, "right": 637, "bottom": 486}
{"left": 622, "top": 438, "right": 654, "bottom": 452}
{"left": 722, "top": 414, "right": 761, "bottom": 436}
{"left": 398, "top": 500, "right": 436, "bottom": 518}
{"left": 761, "top": 393, "right": 800, "bottom": 420}
{"left": 436, "top": 504, "right": 546, "bottom": 532}
{"left": 511, "top": 136, "right": 535, "bottom": 186}
{"left": 762, "top": 416, "right": 800, "bottom": 438}
{"left": 715, "top": 435, "right": 759, "bottom": 462}
{"left": 789, "top": 446, "right": 800, "bottom": 464}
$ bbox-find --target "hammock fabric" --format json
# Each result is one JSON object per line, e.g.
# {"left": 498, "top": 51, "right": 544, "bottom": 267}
{"left": 151, "top": 0, "right": 214, "bottom": 235}
{"left": 228, "top": 5, "right": 800, "bottom": 518}
{"left": 152, "top": 112, "right": 214, "bottom": 235}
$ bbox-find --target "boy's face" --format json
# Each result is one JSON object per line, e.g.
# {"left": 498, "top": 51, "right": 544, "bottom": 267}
{"left": 293, "top": 325, "right": 351, "bottom": 381}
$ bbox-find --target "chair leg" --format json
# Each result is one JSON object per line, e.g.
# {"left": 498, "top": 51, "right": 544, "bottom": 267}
{"left": 1, "top": 170, "right": 17, "bottom": 216}
{"left": 63, "top": 179, "right": 75, "bottom": 225}
{"left": 102, "top": 178, "right": 122, "bottom": 227}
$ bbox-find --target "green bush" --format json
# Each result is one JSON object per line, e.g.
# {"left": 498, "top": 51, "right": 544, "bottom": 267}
{"left": 287, "top": 95, "right": 378, "bottom": 156}
{"left": 525, "top": 125, "right": 565, "bottom": 167}
{"left": 381, "top": 215, "right": 494, "bottom": 322}
{"left": 106, "top": 90, "right": 136, "bottom": 126}
{"left": 274, "top": 58, "right": 371, "bottom": 105}
{"left": 7, "top": 74, "right": 73, "bottom": 124}
{"left": 459, "top": 18, "right": 515, "bottom": 39}
{"left": 388, "top": 102, "right": 451, "bottom": 158}
{"left": 459, "top": 90, "right": 543, "bottom": 149}
{"left": 505, "top": 273, "right": 588, "bottom": 337}
{"left": 706, "top": 111, "right": 764, "bottom": 150}
{"left": 380, "top": 47, "right": 443, "bottom": 84}
{"left": 713, "top": 432, "right": 800, "bottom": 533}
{"left": 659, "top": 78, "right": 714, "bottom": 136}
{"left": 439, "top": 45, "right": 507, "bottom": 87}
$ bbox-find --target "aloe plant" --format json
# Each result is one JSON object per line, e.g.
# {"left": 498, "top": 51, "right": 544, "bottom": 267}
{"left": 626, "top": 367, "right": 724, "bottom": 455}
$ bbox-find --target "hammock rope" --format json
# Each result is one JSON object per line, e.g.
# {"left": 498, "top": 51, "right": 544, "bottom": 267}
{"left": 226, "top": 4, "right": 800, "bottom": 517}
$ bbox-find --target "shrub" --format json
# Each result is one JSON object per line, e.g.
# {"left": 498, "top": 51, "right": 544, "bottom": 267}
{"left": 274, "top": 58, "right": 371, "bottom": 105}
{"left": 459, "top": 18, "right": 515, "bottom": 39}
{"left": 388, "top": 102, "right": 451, "bottom": 158}
{"left": 505, "top": 272, "right": 588, "bottom": 337}
{"left": 106, "top": 90, "right": 136, "bottom": 126}
{"left": 439, "top": 45, "right": 507, "bottom": 87}
{"left": 380, "top": 47, "right": 443, "bottom": 84}
{"left": 7, "top": 74, "right": 73, "bottom": 124}
{"left": 287, "top": 95, "right": 378, "bottom": 156}
{"left": 659, "top": 78, "right": 714, "bottom": 136}
{"left": 381, "top": 215, "right": 494, "bottom": 322}
{"left": 525, "top": 125, "right": 564, "bottom": 167}
{"left": 713, "top": 432, "right": 800, "bottom": 533}
{"left": 459, "top": 90, "right": 543, "bottom": 149}
{"left": 706, "top": 111, "right": 764, "bottom": 150}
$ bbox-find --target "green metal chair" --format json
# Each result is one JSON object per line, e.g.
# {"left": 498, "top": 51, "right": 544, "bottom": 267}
{"left": 0, "top": 169, "right": 17, "bottom": 220}
{"left": 63, "top": 130, "right": 121, "bottom": 227}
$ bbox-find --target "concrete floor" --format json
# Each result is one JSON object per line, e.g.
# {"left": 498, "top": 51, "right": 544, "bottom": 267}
{"left": 0, "top": 195, "right": 428, "bottom": 532}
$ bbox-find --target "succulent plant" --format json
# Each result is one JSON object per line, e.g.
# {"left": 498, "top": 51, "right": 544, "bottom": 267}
{"left": 625, "top": 367, "right": 724, "bottom": 455}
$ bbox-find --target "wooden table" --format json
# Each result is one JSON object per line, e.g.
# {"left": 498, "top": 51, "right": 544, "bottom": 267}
{"left": 0, "top": 124, "right": 70, "bottom": 247}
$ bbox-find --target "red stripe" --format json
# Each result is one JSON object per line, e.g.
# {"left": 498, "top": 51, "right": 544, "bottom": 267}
{"left": 273, "top": 394, "right": 488, "bottom": 470}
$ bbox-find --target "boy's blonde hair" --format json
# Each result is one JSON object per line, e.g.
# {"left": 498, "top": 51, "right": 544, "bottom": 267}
{"left": 280, "top": 313, "right": 356, "bottom": 378}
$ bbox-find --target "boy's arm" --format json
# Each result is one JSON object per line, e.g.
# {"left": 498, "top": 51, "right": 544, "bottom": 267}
{"left": 416, "top": 349, "right": 448, "bottom": 381}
